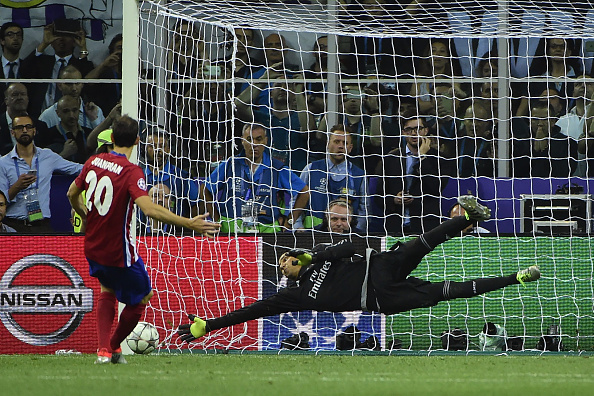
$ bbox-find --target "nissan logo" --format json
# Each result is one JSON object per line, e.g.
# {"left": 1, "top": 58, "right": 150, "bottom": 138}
{"left": 0, "top": 254, "right": 93, "bottom": 346}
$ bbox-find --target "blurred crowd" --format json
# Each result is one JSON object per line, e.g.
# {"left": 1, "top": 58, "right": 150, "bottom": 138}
{"left": 1, "top": 0, "right": 593, "bottom": 235}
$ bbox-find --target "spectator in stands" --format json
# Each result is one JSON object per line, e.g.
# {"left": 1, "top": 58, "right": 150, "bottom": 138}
{"left": 38, "top": 65, "right": 104, "bottom": 131}
{"left": 37, "top": 95, "right": 92, "bottom": 164}
{"left": 374, "top": 113, "right": 450, "bottom": 235}
{"left": 174, "top": 73, "right": 239, "bottom": 177}
{"left": 21, "top": 20, "right": 94, "bottom": 118}
{"left": 515, "top": 87, "right": 565, "bottom": 126}
{"left": 263, "top": 33, "right": 295, "bottom": 71}
{"left": 455, "top": 103, "right": 497, "bottom": 177}
{"left": 200, "top": 124, "right": 309, "bottom": 233}
{"left": 516, "top": 38, "right": 579, "bottom": 117}
{"left": 0, "top": 190, "right": 16, "bottom": 233}
{"left": 540, "top": 88, "right": 565, "bottom": 118}
{"left": 297, "top": 125, "right": 369, "bottom": 232}
{"left": 1, "top": 22, "right": 25, "bottom": 107}
{"left": 253, "top": 33, "right": 299, "bottom": 106}
{"left": 86, "top": 102, "right": 121, "bottom": 155}
{"left": 441, "top": 7, "right": 498, "bottom": 78}
{"left": 512, "top": 102, "right": 577, "bottom": 178}
{"left": 0, "top": 113, "right": 82, "bottom": 233}
{"left": 142, "top": 129, "right": 198, "bottom": 218}
{"left": 1, "top": 83, "right": 29, "bottom": 155}
{"left": 476, "top": 54, "right": 498, "bottom": 79}
{"left": 478, "top": 81, "right": 499, "bottom": 120}
{"left": 233, "top": 27, "right": 257, "bottom": 71}
{"left": 314, "top": 198, "right": 364, "bottom": 235}
{"left": 409, "top": 39, "right": 467, "bottom": 117}
{"left": 145, "top": 183, "right": 174, "bottom": 234}
{"left": 223, "top": 27, "right": 262, "bottom": 97}
{"left": 558, "top": 75, "right": 594, "bottom": 177}
{"left": 85, "top": 34, "right": 122, "bottom": 115}
{"left": 577, "top": 79, "right": 594, "bottom": 177}
{"left": 167, "top": 19, "right": 203, "bottom": 79}
{"left": 380, "top": 95, "right": 417, "bottom": 154}
{"left": 512, "top": 87, "right": 565, "bottom": 148}
{"left": 166, "top": 19, "right": 204, "bottom": 133}
{"left": 236, "top": 77, "right": 315, "bottom": 172}
{"left": 304, "top": 35, "right": 357, "bottom": 116}
{"left": 557, "top": 75, "right": 593, "bottom": 142}
{"left": 304, "top": 36, "right": 329, "bottom": 116}
{"left": 475, "top": 53, "right": 500, "bottom": 121}
{"left": 409, "top": 39, "right": 467, "bottom": 148}
{"left": 342, "top": 0, "right": 414, "bottom": 81}
{"left": 448, "top": 201, "right": 490, "bottom": 235}
{"left": 318, "top": 84, "right": 383, "bottom": 171}
{"left": 508, "top": 10, "right": 546, "bottom": 79}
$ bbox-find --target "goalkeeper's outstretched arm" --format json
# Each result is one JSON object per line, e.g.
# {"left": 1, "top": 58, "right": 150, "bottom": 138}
{"left": 178, "top": 292, "right": 300, "bottom": 342}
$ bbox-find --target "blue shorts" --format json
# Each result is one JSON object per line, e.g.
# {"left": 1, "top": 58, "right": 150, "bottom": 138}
{"left": 88, "top": 257, "right": 152, "bottom": 305}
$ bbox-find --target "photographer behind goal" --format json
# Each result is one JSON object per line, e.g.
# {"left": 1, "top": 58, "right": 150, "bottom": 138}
{"left": 179, "top": 196, "right": 540, "bottom": 342}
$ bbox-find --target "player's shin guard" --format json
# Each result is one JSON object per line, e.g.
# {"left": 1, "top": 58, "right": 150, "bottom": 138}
{"left": 440, "top": 275, "right": 517, "bottom": 300}
{"left": 97, "top": 292, "right": 117, "bottom": 351}
{"left": 109, "top": 303, "right": 146, "bottom": 351}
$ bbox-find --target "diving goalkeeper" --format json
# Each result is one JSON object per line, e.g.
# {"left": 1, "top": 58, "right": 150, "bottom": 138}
{"left": 178, "top": 196, "right": 540, "bottom": 342}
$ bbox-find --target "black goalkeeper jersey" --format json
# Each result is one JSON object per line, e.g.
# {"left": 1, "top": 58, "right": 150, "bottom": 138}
{"left": 207, "top": 240, "right": 377, "bottom": 332}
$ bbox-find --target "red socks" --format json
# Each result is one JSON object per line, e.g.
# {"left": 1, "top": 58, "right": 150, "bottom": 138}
{"left": 97, "top": 291, "right": 147, "bottom": 352}
{"left": 96, "top": 292, "right": 117, "bottom": 352}
{"left": 109, "top": 303, "right": 146, "bottom": 351}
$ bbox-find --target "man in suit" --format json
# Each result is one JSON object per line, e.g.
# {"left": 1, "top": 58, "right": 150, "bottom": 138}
{"left": 21, "top": 21, "right": 94, "bottom": 119}
{"left": 0, "top": 22, "right": 25, "bottom": 109}
{"left": 85, "top": 34, "right": 123, "bottom": 116}
{"left": 374, "top": 114, "right": 450, "bottom": 235}
{"left": 1, "top": 83, "right": 29, "bottom": 155}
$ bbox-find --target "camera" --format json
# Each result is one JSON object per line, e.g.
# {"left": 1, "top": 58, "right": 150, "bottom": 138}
{"left": 53, "top": 19, "right": 81, "bottom": 37}
{"left": 280, "top": 332, "right": 309, "bottom": 350}
{"left": 440, "top": 328, "right": 468, "bottom": 350}
{"left": 335, "top": 325, "right": 361, "bottom": 350}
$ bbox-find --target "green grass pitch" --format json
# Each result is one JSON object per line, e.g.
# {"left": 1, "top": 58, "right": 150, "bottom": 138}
{"left": 2, "top": 353, "right": 593, "bottom": 396}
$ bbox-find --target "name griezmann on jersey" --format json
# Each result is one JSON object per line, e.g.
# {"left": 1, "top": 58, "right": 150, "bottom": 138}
{"left": 91, "top": 157, "right": 123, "bottom": 175}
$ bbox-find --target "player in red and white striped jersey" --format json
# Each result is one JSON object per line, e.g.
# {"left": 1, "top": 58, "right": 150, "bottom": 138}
{"left": 67, "top": 115, "right": 220, "bottom": 364}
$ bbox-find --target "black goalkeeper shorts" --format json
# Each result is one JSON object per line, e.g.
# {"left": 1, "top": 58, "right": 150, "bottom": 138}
{"left": 369, "top": 247, "right": 441, "bottom": 315}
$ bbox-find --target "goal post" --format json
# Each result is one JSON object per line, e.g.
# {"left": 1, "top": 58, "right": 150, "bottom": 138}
{"left": 129, "top": 0, "right": 594, "bottom": 352}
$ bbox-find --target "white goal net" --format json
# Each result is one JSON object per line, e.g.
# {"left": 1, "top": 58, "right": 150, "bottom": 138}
{"left": 133, "top": 0, "right": 594, "bottom": 353}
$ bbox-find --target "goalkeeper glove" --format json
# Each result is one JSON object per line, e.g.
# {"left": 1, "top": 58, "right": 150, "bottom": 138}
{"left": 177, "top": 314, "right": 207, "bottom": 342}
{"left": 287, "top": 249, "right": 314, "bottom": 266}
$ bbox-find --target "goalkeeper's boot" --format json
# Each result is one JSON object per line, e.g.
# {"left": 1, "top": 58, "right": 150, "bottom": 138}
{"left": 111, "top": 347, "right": 128, "bottom": 364}
{"left": 95, "top": 348, "right": 111, "bottom": 364}
{"left": 516, "top": 266, "right": 541, "bottom": 287}
{"left": 190, "top": 316, "right": 207, "bottom": 339}
{"left": 458, "top": 195, "right": 491, "bottom": 221}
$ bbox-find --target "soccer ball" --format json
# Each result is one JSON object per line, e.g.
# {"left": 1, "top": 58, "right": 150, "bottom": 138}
{"left": 126, "top": 321, "right": 160, "bottom": 354}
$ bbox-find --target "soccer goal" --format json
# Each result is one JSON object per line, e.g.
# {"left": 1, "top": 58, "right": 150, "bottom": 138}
{"left": 126, "top": 0, "right": 594, "bottom": 353}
